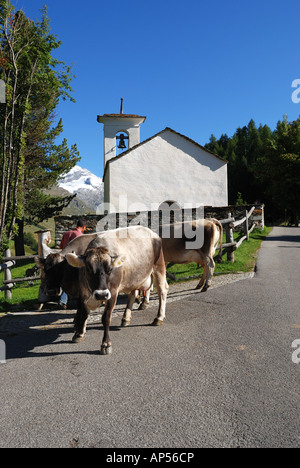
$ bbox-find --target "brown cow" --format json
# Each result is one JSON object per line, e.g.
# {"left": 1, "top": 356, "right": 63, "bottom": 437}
{"left": 160, "top": 218, "right": 223, "bottom": 292}
{"left": 65, "top": 226, "right": 168, "bottom": 355}
{"left": 137, "top": 218, "right": 223, "bottom": 308}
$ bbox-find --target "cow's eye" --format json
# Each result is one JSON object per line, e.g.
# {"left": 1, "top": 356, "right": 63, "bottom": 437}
{"left": 106, "top": 267, "right": 112, "bottom": 275}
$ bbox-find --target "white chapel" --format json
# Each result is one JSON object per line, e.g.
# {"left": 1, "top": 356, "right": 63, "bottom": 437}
{"left": 97, "top": 103, "right": 228, "bottom": 213}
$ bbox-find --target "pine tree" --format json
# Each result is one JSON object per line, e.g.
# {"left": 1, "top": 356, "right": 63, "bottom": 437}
{"left": 256, "top": 117, "right": 300, "bottom": 224}
{"left": 206, "top": 116, "right": 300, "bottom": 223}
{"left": 205, "top": 120, "right": 275, "bottom": 206}
{"left": 0, "top": 1, "right": 80, "bottom": 255}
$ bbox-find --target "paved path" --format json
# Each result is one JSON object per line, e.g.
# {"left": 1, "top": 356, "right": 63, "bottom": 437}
{"left": 0, "top": 226, "right": 299, "bottom": 448}
{"left": 0, "top": 271, "right": 254, "bottom": 336}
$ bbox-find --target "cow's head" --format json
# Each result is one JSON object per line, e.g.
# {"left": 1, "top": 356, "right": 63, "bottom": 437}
{"left": 35, "top": 253, "right": 65, "bottom": 297}
{"left": 66, "top": 247, "right": 125, "bottom": 302}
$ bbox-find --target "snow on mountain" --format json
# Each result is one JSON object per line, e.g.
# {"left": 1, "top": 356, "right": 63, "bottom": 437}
{"left": 59, "top": 165, "right": 104, "bottom": 212}
{"left": 59, "top": 166, "right": 102, "bottom": 193}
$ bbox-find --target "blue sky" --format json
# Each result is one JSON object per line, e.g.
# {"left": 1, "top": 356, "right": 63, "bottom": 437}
{"left": 15, "top": 0, "right": 300, "bottom": 177}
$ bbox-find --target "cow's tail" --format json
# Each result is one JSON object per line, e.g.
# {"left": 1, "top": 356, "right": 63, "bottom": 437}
{"left": 214, "top": 219, "right": 223, "bottom": 263}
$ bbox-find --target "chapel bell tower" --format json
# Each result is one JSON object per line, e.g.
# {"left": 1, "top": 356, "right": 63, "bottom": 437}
{"left": 97, "top": 99, "right": 146, "bottom": 167}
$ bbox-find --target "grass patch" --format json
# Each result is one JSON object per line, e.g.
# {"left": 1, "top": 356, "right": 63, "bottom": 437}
{"left": 0, "top": 258, "right": 41, "bottom": 313}
{"left": 0, "top": 225, "right": 55, "bottom": 313}
{"left": 0, "top": 240, "right": 40, "bottom": 313}
{"left": 167, "top": 226, "right": 272, "bottom": 282}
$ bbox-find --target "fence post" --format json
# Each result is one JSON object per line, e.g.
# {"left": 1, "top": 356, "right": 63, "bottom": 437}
{"left": 225, "top": 212, "right": 235, "bottom": 263}
{"left": 4, "top": 249, "right": 12, "bottom": 300}
{"left": 36, "top": 230, "right": 52, "bottom": 258}
{"left": 245, "top": 210, "right": 249, "bottom": 241}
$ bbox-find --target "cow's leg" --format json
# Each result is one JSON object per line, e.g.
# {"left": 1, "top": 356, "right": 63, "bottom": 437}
{"left": 195, "top": 259, "right": 206, "bottom": 290}
{"left": 121, "top": 291, "right": 137, "bottom": 327}
{"left": 197, "top": 226, "right": 219, "bottom": 291}
{"left": 195, "top": 270, "right": 206, "bottom": 290}
{"left": 201, "top": 255, "right": 215, "bottom": 292}
{"left": 138, "top": 277, "right": 154, "bottom": 310}
{"left": 138, "top": 289, "right": 150, "bottom": 310}
{"left": 152, "top": 256, "right": 168, "bottom": 326}
{"left": 72, "top": 298, "right": 89, "bottom": 343}
{"left": 101, "top": 291, "right": 117, "bottom": 355}
{"left": 195, "top": 251, "right": 216, "bottom": 291}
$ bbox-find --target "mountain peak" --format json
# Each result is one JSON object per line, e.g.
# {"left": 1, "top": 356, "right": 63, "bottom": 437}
{"left": 59, "top": 165, "right": 102, "bottom": 193}
{"left": 58, "top": 165, "right": 104, "bottom": 212}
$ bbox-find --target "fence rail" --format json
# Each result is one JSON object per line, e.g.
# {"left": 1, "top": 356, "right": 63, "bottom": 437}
{"left": 0, "top": 249, "right": 40, "bottom": 299}
{"left": 2, "top": 254, "right": 37, "bottom": 262}
{"left": 218, "top": 208, "right": 256, "bottom": 262}
{"left": 1, "top": 207, "right": 258, "bottom": 299}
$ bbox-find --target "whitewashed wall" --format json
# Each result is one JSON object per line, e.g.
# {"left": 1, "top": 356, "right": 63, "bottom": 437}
{"left": 106, "top": 129, "right": 228, "bottom": 212}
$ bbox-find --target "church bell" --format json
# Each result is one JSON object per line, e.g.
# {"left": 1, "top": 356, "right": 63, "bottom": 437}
{"left": 117, "top": 133, "right": 128, "bottom": 150}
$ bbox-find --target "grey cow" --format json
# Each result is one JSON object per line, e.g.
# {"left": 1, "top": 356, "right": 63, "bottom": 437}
{"left": 66, "top": 226, "right": 168, "bottom": 355}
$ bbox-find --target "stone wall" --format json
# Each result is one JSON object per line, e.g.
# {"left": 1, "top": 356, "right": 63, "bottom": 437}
{"left": 54, "top": 204, "right": 264, "bottom": 247}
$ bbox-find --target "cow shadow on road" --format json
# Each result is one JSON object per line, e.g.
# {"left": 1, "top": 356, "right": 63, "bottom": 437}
{"left": 3, "top": 324, "right": 119, "bottom": 361}
{"left": 1, "top": 283, "right": 200, "bottom": 362}
{"left": 2, "top": 310, "right": 156, "bottom": 362}
{"left": 0, "top": 294, "right": 129, "bottom": 361}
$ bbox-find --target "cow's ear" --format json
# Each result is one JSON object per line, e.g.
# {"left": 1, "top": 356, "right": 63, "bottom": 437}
{"left": 111, "top": 255, "right": 126, "bottom": 269}
{"left": 35, "top": 257, "right": 45, "bottom": 268}
{"left": 66, "top": 253, "right": 85, "bottom": 269}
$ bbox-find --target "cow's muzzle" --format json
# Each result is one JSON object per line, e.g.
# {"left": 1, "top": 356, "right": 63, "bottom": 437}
{"left": 93, "top": 289, "right": 111, "bottom": 301}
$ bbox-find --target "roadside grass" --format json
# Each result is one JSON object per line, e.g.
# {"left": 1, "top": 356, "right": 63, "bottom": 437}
{"left": 0, "top": 226, "right": 272, "bottom": 313}
{"left": 167, "top": 226, "right": 272, "bottom": 282}
{"left": 0, "top": 242, "right": 40, "bottom": 313}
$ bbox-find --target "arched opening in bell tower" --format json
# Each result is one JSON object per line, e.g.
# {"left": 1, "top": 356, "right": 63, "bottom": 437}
{"left": 116, "top": 131, "right": 129, "bottom": 155}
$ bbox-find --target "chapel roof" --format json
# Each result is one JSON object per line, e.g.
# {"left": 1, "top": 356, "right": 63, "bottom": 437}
{"left": 103, "top": 127, "right": 227, "bottom": 178}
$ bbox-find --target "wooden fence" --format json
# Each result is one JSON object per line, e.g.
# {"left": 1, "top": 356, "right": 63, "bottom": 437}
{"left": 0, "top": 250, "right": 40, "bottom": 299}
{"left": 218, "top": 206, "right": 257, "bottom": 262}
{"left": 0, "top": 207, "right": 257, "bottom": 299}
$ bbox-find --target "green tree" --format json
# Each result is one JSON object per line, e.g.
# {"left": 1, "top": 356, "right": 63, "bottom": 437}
{"left": 205, "top": 120, "right": 272, "bottom": 205}
{"left": 256, "top": 117, "right": 300, "bottom": 224}
{"left": 205, "top": 117, "right": 300, "bottom": 223}
{"left": 0, "top": 1, "right": 80, "bottom": 255}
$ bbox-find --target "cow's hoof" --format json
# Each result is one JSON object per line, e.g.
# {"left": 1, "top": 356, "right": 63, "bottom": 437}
{"left": 152, "top": 318, "right": 164, "bottom": 326}
{"left": 138, "top": 301, "right": 148, "bottom": 311}
{"left": 121, "top": 319, "right": 130, "bottom": 327}
{"left": 72, "top": 334, "right": 84, "bottom": 343}
{"left": 100, "top": 344, "right": 112, "bottom": 355}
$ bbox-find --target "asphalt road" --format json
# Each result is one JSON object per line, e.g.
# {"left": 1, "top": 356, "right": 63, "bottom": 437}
{"left": 0, "top": 226, "right": 299, "bottom": 448}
